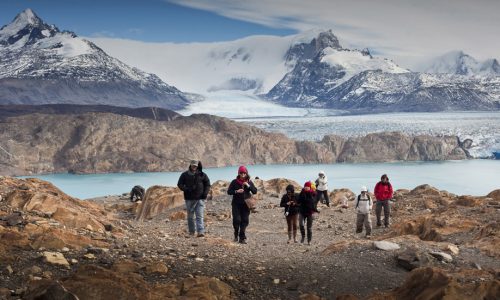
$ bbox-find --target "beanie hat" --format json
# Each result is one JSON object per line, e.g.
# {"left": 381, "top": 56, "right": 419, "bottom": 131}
{"left": 319, "top": 170, "right": 325, "bottom": 175}
{"left": 304, "top": 181, "right": 312, "bottom": 188}
{"left": 286, "top": 184, "right": 295, "bottom": 193}
{"left": 361, "top": 186, "right": 368, "bottom": 192}
{"left": 238, "top": 165, "right": 248, "bottom": 174}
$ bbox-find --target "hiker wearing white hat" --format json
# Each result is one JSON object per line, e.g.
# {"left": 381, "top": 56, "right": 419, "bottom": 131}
{"left": 355, "top": 186, "right": 373, "bottom": 237}
{"left": 314, "top": 170, "right": 330, "bottom": 208}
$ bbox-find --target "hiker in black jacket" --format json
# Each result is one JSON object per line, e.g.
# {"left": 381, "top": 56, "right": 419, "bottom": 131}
{"left": 280, "top": 184, "right": 299, "bottom": 244}
{"left": 227, "top": 165, "right": 257, "bottom": 244}
{"left": 297, "top": 181, "right": 317, "bottom": 245}
{"left": 130, "top": 185, "right": 145, "bottom": 202}
{"left": 177, "top": 160, "right": 210, "bottom": 237}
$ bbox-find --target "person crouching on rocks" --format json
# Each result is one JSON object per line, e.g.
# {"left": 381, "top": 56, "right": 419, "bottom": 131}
{"left": 355, "top": 186, "right": 373, "bottom": 238}
{"left": 315, "top": 171, "right": 330, "bottom": 208}
{"left": 374, "top": 174, "right": 393, "bottom": 228}
{"left": 280, "top": 184, "right": 299, "bottom": 244}
{"left": 177, "top": 160, "right": 211, "bottom": 237}
{"left": 227, "top": 166, "right": 257, "bottom": 244}
{"left": 298, "top": 181, "right": 317, "bottom": 245}
{"left": 130, "top": 185, "right": 145, "bottom": 202}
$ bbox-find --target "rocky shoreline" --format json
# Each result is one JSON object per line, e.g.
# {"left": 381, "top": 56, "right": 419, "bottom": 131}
{"left": 0, "top": 176, "right": 499, "bottom": 299}
{"left": 0, "top": 108, "right": 472, "bottom": 176}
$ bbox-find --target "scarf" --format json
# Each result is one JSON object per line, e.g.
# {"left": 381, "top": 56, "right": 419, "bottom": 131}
{"left": 236, "top": 175, "right": 249, "bottom": 186}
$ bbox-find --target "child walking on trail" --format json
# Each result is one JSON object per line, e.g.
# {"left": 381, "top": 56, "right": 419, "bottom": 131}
{"left": 280, "top": 184, "right": 299, "bottom": 243}
{"left": 355, "top": 186, "right": 373, "bottom": 237}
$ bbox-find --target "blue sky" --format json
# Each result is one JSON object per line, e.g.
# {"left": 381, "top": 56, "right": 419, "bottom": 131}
{"left": 0, "top": 0, "right": 295, "bottom": 42}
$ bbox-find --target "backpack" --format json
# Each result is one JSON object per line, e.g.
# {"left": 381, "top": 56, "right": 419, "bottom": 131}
{"left": 356, "top": 194, "right": 371, "bottom": 209}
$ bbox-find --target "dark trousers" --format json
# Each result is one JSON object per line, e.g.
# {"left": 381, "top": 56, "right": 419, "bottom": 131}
{"left": 286, "top": 213, "right": 299, "bottom": 240}
{"left": 375, "top": 200, "right": 390, "bottom": 226}
{"left": 299, "top": 214, "right": 313, "bottom": 243}
{"left": 315, "top": 190, "right": 330, "bottom": 208}
{"left": 232, "top": 203, "right": 250, "bottom": 240}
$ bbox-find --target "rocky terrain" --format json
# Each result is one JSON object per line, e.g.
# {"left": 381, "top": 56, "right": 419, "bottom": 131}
{"left": 0, "top": 109, "right": 472, "bottom": 176}
{"left": 0, "top": 176, "right": 498, "bottom": 299}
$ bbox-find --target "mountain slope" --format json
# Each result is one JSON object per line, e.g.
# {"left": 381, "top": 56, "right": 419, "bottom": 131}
{"left": 0, "top": 9, "right": 194, "bottom": 109}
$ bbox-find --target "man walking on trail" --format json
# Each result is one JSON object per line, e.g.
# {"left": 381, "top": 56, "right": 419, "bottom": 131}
{"left": 177, "top": 160, "right": 211, "bottom": 237}
{"left": 374, "top": 174, "right": 393, "bottom": 228}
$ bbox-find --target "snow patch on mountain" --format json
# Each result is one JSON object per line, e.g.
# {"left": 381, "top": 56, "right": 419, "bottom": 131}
{"left": 320, "top": 48, "right": 408, "bottom": 87}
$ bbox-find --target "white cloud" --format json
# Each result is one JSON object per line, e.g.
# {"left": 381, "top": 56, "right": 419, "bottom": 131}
{"left": 165, "top": 0, "right": 500, "bottom": 69}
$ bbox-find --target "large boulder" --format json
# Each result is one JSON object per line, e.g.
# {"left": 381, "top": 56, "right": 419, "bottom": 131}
{"left": 368, "top": 267, "right": 500, "bottom": 300}
{"left": 59, "top": 265, "right": 233, "bottom": 300}
{"left": 1, "top": 177, "right": 108, "bottom": 232}
{"left": 486, "top": 189, "right": 500, "bottom": 201}
{"left": 135, "top": 185, "right": 185, "bottom": 221}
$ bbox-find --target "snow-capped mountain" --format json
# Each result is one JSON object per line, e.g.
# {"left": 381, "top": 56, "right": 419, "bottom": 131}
{"left": 320, "top": 71, "right": 500, "bottom": 112}
{"left": 420, "top": 51, "right": 500, "bottom": 76}
{"left": 0, "top": 9, "right": 194, "bottom": 109}
{"left": 266, "top": 30, "right": 409, "bottom": 107}
{"left": 92, "top": 23, "right": 500, "bottom": 113}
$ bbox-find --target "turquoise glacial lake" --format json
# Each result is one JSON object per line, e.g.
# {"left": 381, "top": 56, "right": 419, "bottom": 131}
{"left": 20, "top": 160, "right": 499, "bottom": 199}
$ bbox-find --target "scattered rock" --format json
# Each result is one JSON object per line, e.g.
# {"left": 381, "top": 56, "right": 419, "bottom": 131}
{"left": 444, "top": 244, "right": 459, "bottom": 255}
{"left": 273, "top": 279, "right": 280, "bottom": 285}
{"left": 4, "top": 213, "right": 24, "bottom": 226}
{"left": 83, "top": 253, "right": 96, "bottom": 260}
{"left": 143, "top": 262, "right": 169, "bottom": 275}
{"left": 42, "top": 252, "right": 69, "bottom": 267}
{"left": 25, "top": 280, "right": 79, "bottom": 300}
{"left": 396, "top": 248, "right": 432, "bottom": 271}
{"left": 429, "top": 251, "right": 453, "bottom": 263}
{"left": 373, "top": 241, "right": 400, "bottom": 251}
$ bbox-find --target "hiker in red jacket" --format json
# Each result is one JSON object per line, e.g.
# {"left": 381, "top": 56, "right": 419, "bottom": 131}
{"left": 374, "top": 174, "right": 393, "bottom": 228}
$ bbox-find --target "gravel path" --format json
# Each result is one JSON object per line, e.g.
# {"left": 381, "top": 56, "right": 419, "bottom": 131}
{"left": 119, "top": 195, "right": 408, "bottom": 299}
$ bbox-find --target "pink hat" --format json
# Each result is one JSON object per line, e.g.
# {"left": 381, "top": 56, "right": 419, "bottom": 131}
{"left": 304, "top": 181, "right": 312, "bottom": 188}
{"left": 238, "top": 165, "right": 248, "bottom": 174}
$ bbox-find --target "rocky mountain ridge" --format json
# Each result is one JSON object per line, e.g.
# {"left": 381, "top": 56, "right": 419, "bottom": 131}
{"left": 0, "top": 108, "right": 471, "bottom": 176}
{"left": 0, "top": 9, "right": 195, "bottom": 110}
{"left": 265, "top": 32, "right": 500, "bottom": 112}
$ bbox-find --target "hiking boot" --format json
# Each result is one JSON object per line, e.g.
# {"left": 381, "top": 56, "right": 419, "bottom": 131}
{"left": 300, "top": 236, "right": 305, "bottom": 244}
{"left": 239, "top": 238, "right": 247, "bottom": 244}
{"left": 197, "top": 233, "right": 205, "bottom": 238}
{"left": 365, "top": 234, "right": 372, "bottom": 239}
{"left": 385, "top": 224, "right": 390, "bottom": 228}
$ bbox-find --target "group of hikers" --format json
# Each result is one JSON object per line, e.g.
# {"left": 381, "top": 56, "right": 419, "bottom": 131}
{"left": 137, "top": 160, "right": 393, "bottom": 245}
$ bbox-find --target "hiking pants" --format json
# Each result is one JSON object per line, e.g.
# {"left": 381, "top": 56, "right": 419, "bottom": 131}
{"left": 375, "top": 200, "right": 390, "bottom": 226}
{"left": 185, "top": 200, "right": 205, "bottom": 234}
{"left": 232, "top": 202, "right": 250, "bottom": 240}
{"left": 286, "top": 213, "right": 299, "bottom": 240}
{"left": 299, "top": 214, "right": 313, "bottom": 243}
{"left": 356, "top": 213, "right": 372, "bottom": 235}
{"left": 315, "top": 190, "right": 330, "bottom": 207}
